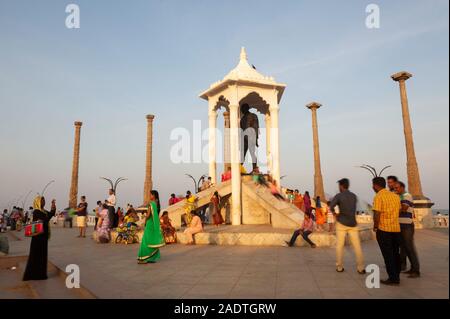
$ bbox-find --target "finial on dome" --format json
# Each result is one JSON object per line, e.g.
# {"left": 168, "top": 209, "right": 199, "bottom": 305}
{"left": 240, "top": 47, "right": 248, "bottom": 61}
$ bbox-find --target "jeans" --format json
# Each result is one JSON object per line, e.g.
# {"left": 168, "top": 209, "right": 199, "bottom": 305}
{"left": 400, "top": 223, "right": 420, "bottom": 273}
{"left": 376, "top": 230, "right": 401, "bottom": 282}
{"left": 289, "top": 229, "right": 315, "bottom": 247}
{"left": 335, "top": 222, "right": 365, "bottom": 272}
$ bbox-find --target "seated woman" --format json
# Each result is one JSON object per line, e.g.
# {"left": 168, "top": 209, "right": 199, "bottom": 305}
{"left": 160, "top": 211, "right": 177, "bottom": 244}
{"left": 285, "top": 212, "right": 316, "bottom": 248}
{"left": 183, "top": 212, "right": 203, "bottom": 245}
{"left": 95, "top": 203, "right": 111, "bottom": 244}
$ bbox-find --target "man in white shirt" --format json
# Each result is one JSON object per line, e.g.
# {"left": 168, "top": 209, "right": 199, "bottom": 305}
{"left": 106, "top": 189, "right": 117, "bottom": 228}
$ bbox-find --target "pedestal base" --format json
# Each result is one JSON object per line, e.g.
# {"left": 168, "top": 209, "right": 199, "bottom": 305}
{"left": 413, "top": 198, "right": 434, "bottom": 229}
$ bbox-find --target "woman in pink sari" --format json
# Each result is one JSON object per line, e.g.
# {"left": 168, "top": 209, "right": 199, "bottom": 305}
{"left": 95, "top": 203, "right": 111, "bottom": 243}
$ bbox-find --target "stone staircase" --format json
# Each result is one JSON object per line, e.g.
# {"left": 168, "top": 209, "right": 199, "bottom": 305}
{"left": 163, "top": 180, "right": 232, "bottom": 229}
{"left": 164, "top": 178, "right": 305, "bottom": 230}
{"left": 241, "top": 179, "right": 304, "bottom": 229}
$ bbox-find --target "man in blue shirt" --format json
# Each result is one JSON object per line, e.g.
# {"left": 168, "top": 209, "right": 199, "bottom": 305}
{"left": 329, "top": 178, "right": 365, "bottom": 274}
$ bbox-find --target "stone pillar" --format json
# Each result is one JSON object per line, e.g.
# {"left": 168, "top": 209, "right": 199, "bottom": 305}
{"left": 208, "top": 109, "right": 217, "bottom": 184}
{"left": 229, "top": 104, "right": 242, "bottom": 225}
{"left": 391, "top": 72, "right": 425, "bottom": 198}
{"left": 391, "top": 71, "right": 433, "bottom": 228}
{"left": 269, "top": 107, "right": 281, "bottom": 186}
{"left": 223, "top": 111, "right": 231, "bottom": 172}
{"left": 143, "top": 114, "right": 155, "bottom": 205}
{"left": 306, "top": 102, "right": 326, "bottom": 201}
{"left": 265, "top": 112, "right": 272, "bottom": 174}
{"left": 69, "top": 121, "right": 82, "bottom": 208}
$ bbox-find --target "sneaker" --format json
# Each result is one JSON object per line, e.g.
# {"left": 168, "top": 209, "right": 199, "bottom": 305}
{"left": 381, "top": 279, "right": 400, "bottom": 286}
{"left": 283, "top": 241, "right": 291, "bottom": 247}
{"left": 336, "top": 268, "right": 345, "bottom": 273}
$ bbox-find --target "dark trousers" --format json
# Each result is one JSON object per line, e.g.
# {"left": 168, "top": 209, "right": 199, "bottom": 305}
{"left": 289, "top": 229, "right": 315, "bottom": 247}
{"left": 108, "top": 206, "right": 116, "bottom": 228}
{"left": 64, "top": 217, "right": 72, "bottom": 228}
{"left": 376, "top": 230, "right": 401, "bottom": 282}
{"left": 94, "top": 217, "right": 99, "bottom": 231}
{"left": 400, "top": 223, "right": 420, "bottom": 272}
{"left": 199, "top": 207, "right": 208, "bottom": 223}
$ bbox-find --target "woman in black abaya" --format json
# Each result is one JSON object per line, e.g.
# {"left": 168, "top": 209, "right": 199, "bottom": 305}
{"left": 23, "top": 196, "right": 56, "bottom": 281}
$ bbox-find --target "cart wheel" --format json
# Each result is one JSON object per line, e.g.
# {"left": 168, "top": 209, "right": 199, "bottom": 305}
{"left": 115, "top": 235, "right": 122, "bottom": 244}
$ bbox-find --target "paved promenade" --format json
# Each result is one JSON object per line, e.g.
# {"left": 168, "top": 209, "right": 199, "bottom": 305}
{"left": 2, "top": 227, "right": 448, "bottom": 299}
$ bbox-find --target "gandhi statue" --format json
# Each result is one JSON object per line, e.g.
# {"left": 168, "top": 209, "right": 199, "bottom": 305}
{"left": 240, "top": 104, "right": 259, "bottom": 170}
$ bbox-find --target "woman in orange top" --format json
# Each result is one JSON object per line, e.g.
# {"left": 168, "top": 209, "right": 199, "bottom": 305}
{"left": 314, "top": 196, "right": 326, "bottom": 232}
{"left": 293, "top": 190, "right": 304, "bottom": 210}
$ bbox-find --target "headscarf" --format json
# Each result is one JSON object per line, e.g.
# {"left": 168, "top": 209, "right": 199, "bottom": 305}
{"left": 33, "top": 196, "right": 44, "bottom": 212}
{"left": 33, "top": 195, "right": 50, "bottom": 238}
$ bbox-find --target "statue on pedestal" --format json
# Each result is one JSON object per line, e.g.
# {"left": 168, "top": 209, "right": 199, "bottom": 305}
{"left": 240, "top": 103, "right": 259, "bottom": 171}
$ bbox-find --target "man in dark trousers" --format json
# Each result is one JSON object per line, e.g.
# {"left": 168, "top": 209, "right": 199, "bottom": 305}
{"left": 372, "top": 177, "right": 402, "bottom": 285}
{"left": 394, "top": 181, "right": 421, "bottom": 278}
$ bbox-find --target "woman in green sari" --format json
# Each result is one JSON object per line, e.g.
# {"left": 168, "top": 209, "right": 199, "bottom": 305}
{"left": 137, "top": 190, "right": 165, "bottom": 264}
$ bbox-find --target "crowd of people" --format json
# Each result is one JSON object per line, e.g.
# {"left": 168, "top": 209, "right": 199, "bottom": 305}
{"left": 0, "top": 206, "right": 34, "bottom": 232}
{"left": 4, "top": 166, "right": 423, "bottom": 287}
{"left": 283, "top": 175, "right": 421, "bottom": 286}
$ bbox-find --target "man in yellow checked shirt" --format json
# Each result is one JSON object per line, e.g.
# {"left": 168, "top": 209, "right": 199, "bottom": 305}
{"left": 372, "top": 177, "right": 401, "bottom": 286}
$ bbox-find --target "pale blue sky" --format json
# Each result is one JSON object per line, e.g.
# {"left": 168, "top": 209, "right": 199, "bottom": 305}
{"left": 0, "top": 0, "right": 448, "bottom": 210}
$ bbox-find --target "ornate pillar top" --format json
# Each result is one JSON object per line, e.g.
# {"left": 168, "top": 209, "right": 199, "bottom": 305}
{"left": 74, "top": 121, "right": 83, "bottom": 127}
{"left": 306, "top": 102, "right": 322, "bottom": 110}
{"left": 146, "top": 114, "right": 155, "bottom": 121}
{"left": 391, "top": 71, "right": 413, "bottom": 82}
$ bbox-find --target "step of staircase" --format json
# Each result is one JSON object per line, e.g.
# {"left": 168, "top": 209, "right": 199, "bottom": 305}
{"left": 176, "top": 224, "right": 374, "bottom": 247}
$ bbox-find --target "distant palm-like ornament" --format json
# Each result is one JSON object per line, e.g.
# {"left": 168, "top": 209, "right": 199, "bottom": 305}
{"left": 100, "top": 177, "right": 128, "bottom": 194}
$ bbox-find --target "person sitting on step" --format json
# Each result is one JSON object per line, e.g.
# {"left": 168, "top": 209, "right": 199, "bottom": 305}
{"left": 285, "top": 212, "right": 317, "bottom": 248}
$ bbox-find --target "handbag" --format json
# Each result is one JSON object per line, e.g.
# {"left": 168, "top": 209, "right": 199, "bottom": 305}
{"left": 24, "top": 221, "right": 44, "bottom": 237}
